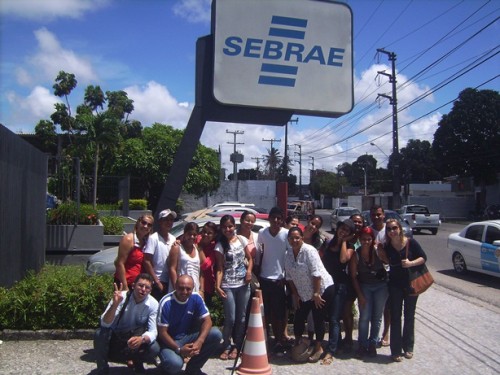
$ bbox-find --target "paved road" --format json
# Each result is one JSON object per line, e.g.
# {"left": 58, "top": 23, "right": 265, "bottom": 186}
{"left": 1, "top": 283, "right": 499, "bottom": 375}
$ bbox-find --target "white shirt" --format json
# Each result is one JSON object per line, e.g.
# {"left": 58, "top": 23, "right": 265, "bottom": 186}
{"left": 285, "top": 243, "right": 333, "bottom": 302}
{"left": 257, "top": 227, "right": 288, "bottom": 280}
{"left": 143, "top": 231, "right": 176, "bottom": 282}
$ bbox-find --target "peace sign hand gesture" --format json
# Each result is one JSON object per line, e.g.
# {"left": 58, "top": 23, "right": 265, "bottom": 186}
{"left": 112, "top": 282, "right": 125, "bottom": 306}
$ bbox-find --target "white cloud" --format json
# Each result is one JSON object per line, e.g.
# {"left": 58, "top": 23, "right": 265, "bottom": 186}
{"left": 0, "top": 0, "right": 111, "bottom": 21}
{"left": 15, "top": 67, "right": 32, "bottom": 86}
{"left": 6, "top": 86, "right": 60, "bottom": 130}
{"left": 172, "top": 0, "right": 211, "bottom": 24}
{"left": 125, "top": 81, "right": 191, "bottom": 129}
{"left": 30, "top": 27, "right": 98, "bottom": 83}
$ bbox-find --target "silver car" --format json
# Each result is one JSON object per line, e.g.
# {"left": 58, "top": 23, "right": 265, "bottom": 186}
{"left": 85, "top": 217, "right": 270, "bottom": 275}
{"left": 331, "top": 207, "right": 361, "bottom": 231}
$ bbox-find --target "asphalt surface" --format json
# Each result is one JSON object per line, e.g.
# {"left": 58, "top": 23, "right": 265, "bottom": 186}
{"left": 1, "top": 283, "right": 499, "bottom": 375}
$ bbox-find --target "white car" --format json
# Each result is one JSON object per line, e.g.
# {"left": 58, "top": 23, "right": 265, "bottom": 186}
{"left": 447, "top": 220, "right": 500, "bottom": 277}
{"left": 211, "top": 201, "right": 255, "bottom": 208}
{"left": 86, "top": 217, "right": 270, "bottom": 275}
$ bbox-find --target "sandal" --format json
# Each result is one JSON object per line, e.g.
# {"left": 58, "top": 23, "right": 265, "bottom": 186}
{"left": 320, "top": 352, "right": 334, "bottom": 365}
{"left": 308, "top": 348, "right": 323, "bottom": 363}
{"left": 392, "top": 355, "right": 403, "bottom": 362}
{"left": 219, "top": 349, "right": 230, "bottom": 360}
{"left": 381, "top": 339, "right": 390, "bottom": 347}
{"left": 228, "top": 347, "right": 239, "bottom": 360}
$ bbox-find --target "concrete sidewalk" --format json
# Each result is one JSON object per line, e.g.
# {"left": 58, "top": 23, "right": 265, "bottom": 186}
{"left": 1, "top": 284, "right": 499, "bottom": 375}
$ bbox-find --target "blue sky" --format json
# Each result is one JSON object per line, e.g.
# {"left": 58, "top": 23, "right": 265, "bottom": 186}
{"left": 1, "top": 0, "right": 498, "bottom": 183}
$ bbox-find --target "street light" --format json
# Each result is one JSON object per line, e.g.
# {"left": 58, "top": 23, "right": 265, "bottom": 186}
{"left": 370, "top": 142, "right": 389, "bottom": 158}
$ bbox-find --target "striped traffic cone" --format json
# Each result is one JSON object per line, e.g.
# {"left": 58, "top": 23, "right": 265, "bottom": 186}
{"left": 237, "top": 297, "right": 272, "bottom": 375}
{"left": 253, "top": 289, "right": 267, "bottom": 340}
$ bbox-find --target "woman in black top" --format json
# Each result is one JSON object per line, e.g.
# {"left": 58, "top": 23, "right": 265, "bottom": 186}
{"left": 378, "top": 218, "right": 427, "bottom": 362}
{"left": 320, "top": 219, "right": 355, "bottom": 365}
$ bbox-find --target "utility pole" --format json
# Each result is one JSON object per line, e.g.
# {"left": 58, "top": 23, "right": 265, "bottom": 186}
{"left": 226, "top": 129, "right": 244, "bottom": 183}
{"left": 294, "top": 144, "right": 302, "bottom": 197}
{"left": 262, "top": 138, "right": 281, "bottom": 151}
{"left": 251, "top": 156, "right": 262, "bottom": 179}
{"left": 377, "top": 48, "right": 400, "bottom": 209}
{"left": 284, "top": 118, "right": 298, "bottom": 179}
{"left": 309, "top": 156, "right": 315, "bottom": 201}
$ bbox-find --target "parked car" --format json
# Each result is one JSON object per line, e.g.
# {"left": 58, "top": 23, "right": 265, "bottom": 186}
{"left": 361, "top": 210, "right": 413, "bottom": 239}
{"left": 331, "top": 207, "right": 361, "bottom": 231}
{"left": 484, "top": 204, "right": 500, "bottom": 220}
{"left": 398, "top": 204, "right": 440, "bottom": 235}
{"left": 447, "top": 220, "right": 500, "bottom": 277}
{"left": 85, "top": 217, "right": 270, "bottom": 276}
{"left": 211, "top": 201, "right": 255, "bottom": 208}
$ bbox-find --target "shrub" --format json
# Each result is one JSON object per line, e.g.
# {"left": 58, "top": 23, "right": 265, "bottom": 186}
{"left": 0, "top": 265, "right": 113, "bottom": 330}
{"left": 118, "top": 199, "right": 147, "bottom": 210}
{"left": 101, "top": 216, "right": 125, "bottom": 235}
{"left": 47, "top": 202, "right": 99, "bottom": 225}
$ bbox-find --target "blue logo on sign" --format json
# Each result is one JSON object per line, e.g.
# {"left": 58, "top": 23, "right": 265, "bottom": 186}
{"left": 222, "top": 15, "right": 345, "bottom": 88}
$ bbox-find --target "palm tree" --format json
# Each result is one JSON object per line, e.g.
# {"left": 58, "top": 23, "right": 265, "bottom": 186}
{"left": 263, "top": 147, "right": 282, "bottom": 180}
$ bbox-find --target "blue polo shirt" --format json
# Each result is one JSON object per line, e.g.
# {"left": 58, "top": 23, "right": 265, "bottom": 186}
{"left": 157, "top": 291, "right": 209, "bottom": 340}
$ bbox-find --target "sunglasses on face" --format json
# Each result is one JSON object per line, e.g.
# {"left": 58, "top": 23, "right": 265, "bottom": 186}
{"left": 140, "top": 220, "right": 153, "bottom": 228}
{"left": 387, "top": 226, "right": 399, "bottom": 231}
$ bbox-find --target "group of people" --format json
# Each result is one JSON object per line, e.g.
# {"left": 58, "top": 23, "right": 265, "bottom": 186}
{"left": 94, "top": 204, "right": 428, "bottom": 374}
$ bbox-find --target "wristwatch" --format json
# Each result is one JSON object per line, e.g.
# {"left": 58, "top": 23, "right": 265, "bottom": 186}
{"left": 175, "top": 347, "right": 181, "bottom": 355}
{"left": 313, "top": 292, "right": 320, "bottom": 298}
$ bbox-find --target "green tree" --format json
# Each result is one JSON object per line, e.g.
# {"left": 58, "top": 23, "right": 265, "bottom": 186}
{"left": 432, "top": 88, "right": 500, "bottom": 207}
{"left": 398, "top": 139, "right": 441, "bottom": 184}
{"left": 111, "top": 123, "right": 220, "bottom": 210}
{"left": 314, "top": 170, "right": 348, "bottom": 197}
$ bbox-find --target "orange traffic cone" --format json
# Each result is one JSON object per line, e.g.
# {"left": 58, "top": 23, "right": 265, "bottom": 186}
{"left": 237, "top": 297, "right": 272, "bottom": 375}
{"left": 253, "top": 289, "right": 267, "bottom": 339}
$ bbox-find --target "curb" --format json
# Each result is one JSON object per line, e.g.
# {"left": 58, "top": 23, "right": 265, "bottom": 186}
{"left": 0, "top": 329, "right": 95, "bottom": 341}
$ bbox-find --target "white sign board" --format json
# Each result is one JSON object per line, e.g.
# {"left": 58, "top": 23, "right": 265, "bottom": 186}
{"left": 213, "top": 0, "right": 353, "bottom": 117}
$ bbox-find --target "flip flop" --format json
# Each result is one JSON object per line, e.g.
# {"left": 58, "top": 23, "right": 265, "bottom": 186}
{"left": 320, "top": 352, "right": 334, "bottom": 365}
{"left": 381, "top": 339, "right": 390, "bottom": 347}
{"left": 219, "top": 349, "right": 230, "bottom": 360}
{"left": 228, "top": 347, "right": 239, "bottom": 360}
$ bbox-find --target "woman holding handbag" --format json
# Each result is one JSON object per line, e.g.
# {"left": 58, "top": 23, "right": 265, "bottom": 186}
{"left": 378, "top": 218, "right": 428, "bottom": 362}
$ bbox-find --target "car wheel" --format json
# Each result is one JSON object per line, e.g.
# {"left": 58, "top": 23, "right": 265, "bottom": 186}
{"left": 452, "top": 252, "right": 467, "bottom": 274}
{"left": 431, "top": 229, "right": 438, "bottom": 235}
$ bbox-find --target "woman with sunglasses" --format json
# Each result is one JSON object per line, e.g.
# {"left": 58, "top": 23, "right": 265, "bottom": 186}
{"left": 378, "top": 219, "right": 427, "bottom": 362}
{"left": 114, "top": 214, "right": 154, "bottom": 291}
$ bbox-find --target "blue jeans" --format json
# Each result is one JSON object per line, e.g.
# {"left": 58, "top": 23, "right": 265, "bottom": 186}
{"left": 357, "top": 282, "right": 389, "bottom": 349}
{"left": 389, "top": 284, "right": 418, "bottom": 356}
{"left": 222, "top": 284, "right": 251, "bottom": 350}
{"left": 93, "top": 327, "right": 160, "bottom": 371}
{"left": 327, "top": 283, "right": 347, "bottom": 353}
{"left": 159, "top": 327, "right": 222, "bottom": 374}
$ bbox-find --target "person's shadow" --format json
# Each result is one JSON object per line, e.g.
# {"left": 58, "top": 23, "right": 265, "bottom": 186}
{"left": 82, "top": 348, "right": 162, "bottom": 374}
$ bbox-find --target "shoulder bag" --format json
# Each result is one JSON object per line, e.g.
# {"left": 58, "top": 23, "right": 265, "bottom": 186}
{"left": 405, "top": 240, "right": 434, "bottom": 296}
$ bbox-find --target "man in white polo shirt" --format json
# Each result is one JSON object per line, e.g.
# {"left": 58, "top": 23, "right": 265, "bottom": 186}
{"left": 143, "top": 209, "right": 177, "bottom": 300}
{"left": 256, "top": 206, "right": 289, "bottom": 354}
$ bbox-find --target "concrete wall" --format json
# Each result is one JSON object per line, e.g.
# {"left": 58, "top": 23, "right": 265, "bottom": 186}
{"left": 180, "top": 180, "right": 277, "bottom": 213}
{"left": 0, "top": 125, "right": 47, "bottom": 287}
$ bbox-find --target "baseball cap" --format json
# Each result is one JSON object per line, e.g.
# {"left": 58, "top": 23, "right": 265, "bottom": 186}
{"left": 338, "top": 218, "right": 355, "bottom": 233}
{"left": 158, "top": 209, "right": 177, "bottom": 220}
